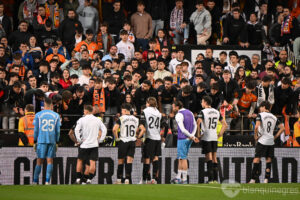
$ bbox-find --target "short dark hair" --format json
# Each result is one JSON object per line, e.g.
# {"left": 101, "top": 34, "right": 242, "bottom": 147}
{"left": 262, "top": 75, "right": 272, "bottom": 82}
{"left": 246, "top": 81, "right": 256, "bottom": 90}
{"left": 173, "top": 100, "right": 183, "bottom": 109}
{"left": 122, "top": 103, "right": 132, "bottom": 111}
{"left": 13, "top": 81, "right": 22, "bottom": 88}
{"left": 211, "top": 83, "right": 219, "bottom": 91}
{"left": 25, "top": 104, "right": 34, "bottom": 112}
{"left": 76, "top": 86, "right": 85, "bottom": 93}
{"left": 281, "top": 77, "right": 292, "bottom": 85}
{"left": 202, "top": 96, "right": 212, "bottom": 106}
{"left": 143, "top": 80, "right": 152, "bottom": 86}
{"left": 182, "top": 85, "right": 193, "bottom": 94}
{"left": 164, "top": 76, "right": 173, "bottom": 83}
{"left": 259, "top": 101, "right": 271, "bottom": 111}
{"left": 85, "top": 29, "right": 94, "bottom": 35}
{"left": 44, "top": 97, "right": 53, "bottom": 106}
{"left": 70, "top": 74, "right": 79, "bottom": 79}
{"left": 84, "top": 104, "right": 93, "bottom": 112}
{"left": 120, "top": 30, "right": 128, "bottom": 35}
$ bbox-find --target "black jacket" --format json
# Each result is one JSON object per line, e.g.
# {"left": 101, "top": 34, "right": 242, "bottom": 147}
{"left": 223, "top": 16, "right": 247, "bottom": 45}
{"left": 105, "top": 87, "right": 121, "bottom": 112}
{"left": 8, "top": 30, "right": 32, "bottom": 51}
{"left": 106, "top": 9, "right": 125, "bottom": 35}
{"left": 58, "top": 17, "right": 82, "bottom": 45}
{"left": 268, "top": 22, "right": 282, "bottom": 45}
{"left": 177, "top": 91, "right": 197, "bottom": 113}
{"left": 0, "top": 15, "right": 12, "bottom": 36}
{"left": 272, "top": 86, "right": 295, "bottom": 115}
{"left": 145, "top": 0, "right": 168, "bottom": 21}
{"left": 246, "top": 22, "right": 267, "bottom": 45}
{"left": 218, "top": 79, "right": 240, "bottom": 103}
{"left": 38, "top": 29, "right": 58, "bottom": 50}
{"left": 134, "top": 87, "right": 158, "bottom": 114}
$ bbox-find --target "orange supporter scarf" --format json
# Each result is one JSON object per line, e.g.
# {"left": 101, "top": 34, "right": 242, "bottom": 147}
{"left": 93, "top": 88, "right": 105, "bottom": 113}
{"left": 37, "top": 15, "right": 47, "bottom": 25}
{"left": 45, "top": 2, "right": 60, "bottom": 28}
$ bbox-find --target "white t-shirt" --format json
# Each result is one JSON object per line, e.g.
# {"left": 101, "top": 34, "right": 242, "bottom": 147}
{"left": 116, "top": 40, "right": 135, "bottom": 62}
{"left": 168, "top": 58, "right": 193, "bottom": 75}
{"left": 117, "top": 115, "right": 139, "bottom": 142}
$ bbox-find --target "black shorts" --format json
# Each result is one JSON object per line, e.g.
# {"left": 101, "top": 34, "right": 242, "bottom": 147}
{"left": 118, "top": 141, "right": 136, "bottom": 159}
{"left": 255, "top": 142, "right": 274, "bottom": 158}
{"left": 78, "top": 147, "right": 98, "bottom": 161}
{"left": 144, "top": 139, "right": 161, "bottom": 159}
{"left": 202, "top": 141, "right": 218, "bottom": 154}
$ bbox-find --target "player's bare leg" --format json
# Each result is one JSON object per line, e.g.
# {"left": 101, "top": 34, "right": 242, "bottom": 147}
{"left": 45, "top": 158, "right": 53, "bottom": 185}
{"left": 75, "top": 159, "right": 83, "bottom": 184}
{"left": 125, "top": 156, "right": 134, "bottom": 184}
{"left": 116, "top": 159, "right": 124, "bottom": 184}
{"left": 264, "top": 157, "right": 272, "bottom": 183}
{"left": 212, "top": 152, "right": 219, "bottom": 183}
{"left": 33, "top": 158, "right": 43, "bottom": 184}
{"left": 86, "top": 160, "right": 96, "bottom": 184}
{"left": 206, "top": 153, "right": 214, "bottom": 183}
{"left": 249, "top": 157, "right": 261, "bottom": 183}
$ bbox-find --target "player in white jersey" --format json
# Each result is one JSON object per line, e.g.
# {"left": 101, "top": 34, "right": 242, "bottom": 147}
{"left": 139, "top": 97, "right": 165, "bottom": 184}
{"left": 249, "top": 101, "right": 284, "bottom": 184}
{"left": 74, "top": 105, "right": 107, "bottom": 184}
{"left": 113, "top": 103, "right": 145, "bottom": 184}
{"left": 197, "top": 96, "right": 227, "bottom": 184}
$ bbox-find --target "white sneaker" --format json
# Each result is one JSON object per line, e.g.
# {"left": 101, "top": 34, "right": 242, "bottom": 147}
{"left": 114, "top": 179, "right": 122, "bottom": 184}
{"left": 264, "top": 179, "right": 268, "bottom": 183}
{"left": 150, "top": 179, "right": 157, "bottom": 184}
{"left": 81, "top": 182, "right": 86, "bottom": 185}
{"left": 45, "top": 182, "right": 50, "bottom": 185}
{"left": 138, "top": 179, "right": 146, "bottom": 184}
{"left": 248, "top": 179, "right": 255, "bottom": 184}
{"left": 86, "top": 179, "right": 92, "bottom": 184}
{"left": 75, "top": 178, "right": 81, "bottom": 184}
{"left": 124, "top": 179, "right": 130, "bottom": 184}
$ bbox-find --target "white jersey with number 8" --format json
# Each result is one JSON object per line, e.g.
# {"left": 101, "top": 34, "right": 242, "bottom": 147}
{"left": 118, "top": 115, "right": 139, "bottom": 142}
{"left": 257, "top": 112, "right": 279, "bottom": 145}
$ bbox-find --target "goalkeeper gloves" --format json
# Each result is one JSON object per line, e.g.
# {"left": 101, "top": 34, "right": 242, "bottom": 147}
{"left": 33, "top": 143, "right": 37, "bottom": 152}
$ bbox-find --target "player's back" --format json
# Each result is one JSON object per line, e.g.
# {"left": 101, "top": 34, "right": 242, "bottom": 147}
{"left": 258, "top": 112, "right": 278, "bottom": 145}
{"left": 34, "top": 109, "right": 61, "bottom": 144}
{"left": 200, "top": 108, "right": 220, "bottom": 141}
{"left": 119, "top": 115, "right": 139, "bottom": 142}
{"left": 143, "top": 107, "right": 162, "bottom": 140}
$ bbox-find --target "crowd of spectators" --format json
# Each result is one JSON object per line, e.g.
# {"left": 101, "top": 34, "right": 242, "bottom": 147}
{"left": 0, "top": 0, "right": 299, "bottom": 146}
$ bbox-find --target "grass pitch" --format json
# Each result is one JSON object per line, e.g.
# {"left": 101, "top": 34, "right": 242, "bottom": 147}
{"left": 0, "top": 183, "right": 299, "bottom": 200}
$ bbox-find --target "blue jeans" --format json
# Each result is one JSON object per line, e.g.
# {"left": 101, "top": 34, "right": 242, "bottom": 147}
{"left": 152, "top": 19, "right": 164, "bottom": 37}
{"left": 136, "top": 38, "right": 149, "bottom": 51}
{"left": 172, "top": 25, "right": 190, "bottom": 45}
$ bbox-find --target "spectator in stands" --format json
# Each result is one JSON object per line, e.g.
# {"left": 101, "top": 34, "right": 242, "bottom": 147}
{"left": 225, "top": 51, "right": 240, "bottom": 78}
{"left": 219, "top": 69, "right": 240, "bottom": 107}
{"left": 116, "top": 30, "right": 135, "bottom": 63}
{"left": 76, "top": 0, "right": 99, "bottom": 35}
{"left": 49, "top": 72, "right": 62, "bottom": 91}
{"left": 9, "top": 21, "right": 32, "bottom": 52}
{"left": 176, "top": 85, "right": 197, "bottom": 113}
{"left": 134, "top": 79, "right": 158, "bottom": 114}
{"left": 272, "top": 77, "right": 295, "bottom": 115}
{"left": 169, "top": 0, "right": 189, "bottom": 45}
{"left": 1, "top": 81, "right": 24, "bottom": 134}
{"left": 223, "top": 9, "right": 247, "bottom": 46}
{"left": 275, "top": 50, "right": 294, "bottom": 69}
{"left": 0, "top": 2, "right": 12, "bottom": 37}
{"left": 245, "top": 13, "right": 268, "bottom": 46}
{"left": 257, "top": 2, "right": 273, "bottom": 30}
{"left": 158, "top": 76, "right": 178, "bottom": 114}
{"left": 63, "top": 0, "right": 79, "bottom": 18}
{"left": 190, "top": 0, "right": 212, "bottom": 45}
{"left": 18, "top": 0, "right": 38, "bottom": 25}
{"left": 44, "top": 0, "right": 64, "bottom": 29}
{"left": 78, "top": 65, "right": 91, "bottom": 85}
{"left": 60, "top": 58, "right": 82, "bottom": 77}
{"left": 209, "top": 82, "right": 223, "bottom": 109}
{"left": 119, "top": 21, "right": 135, "bottom": 44}
{"left": 97, "top": 22, "right": 115, "bottom": 55}
{"left": 58, "top": 9, "right": 82, "bottom": 54}
{"left": 74, "top": 29, "right": 99, "bottom": 58}
{"left": 234, "top": 66, "right": 246, "bottom": 89}
{"left": 46, "top": 42, "right": 66, "bottom": 63}
{"left": 32, "top": 5, "right": 48, "bottom": 36}
{"left": 280, "top": 7, "right": 300, "bottom": 46}
{"left": 206, "top": 0, "right": 222, "bottom": 44}
{"left": 131, "top": 0, "right": 152, "bottom": 51}
{"left": 59, "top": 69, "right": 71, "bottom": 89}
{"left": 145, "top": 0, "right": 167, "bottom": 37}
{"left": 105, "top": 0, "right": 125, "bottom": 42}
{"left": 154, "top": 58, "right": 172, "bottom": 80}
{"left": 169, "top": 48, "right": 193, "bottom": 75}
{"left": 256, "top": 75, "right": 275, "bottom": 108}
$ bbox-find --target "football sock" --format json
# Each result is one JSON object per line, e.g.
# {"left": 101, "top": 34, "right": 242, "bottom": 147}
{"left": 117, "top": 164, "right": 124, "bottom": 179}
{"left": 89, "top": 173, "right": 95, "bottom": 180}
{"left": 76, "top": 172, "right": 82, "bottom": 179}
{"left": 152, "top": 161, "right": 159, "bottom": 180}
{"left": 83, "top": 174, "right": 89, "bottom": 182}
{"left": 46, "top": 164, "right": 53, "bottom": 183}
{"left": 143, "top": 164, "right": 150, "bottom": 181}
{"left": 265, "top": 162, "right": 271, "bottom": 180}
{"left": 213, "top": 163, "right": 218, "bottom": 181}
{"left": 125, "top": 163, "right": 132, "bottom": 180}
{"left": 176, "top": 170, "right": 183, "bottom": 180}
{"left": 207, "top": 160, "right": 213, "bottom": 181}
{"left": 33, "top": 165, "right": 41, "bottom": 183}
{"left": 182, "top": 170, "right": 188, "bottom": 182}
{"left": 251, "top": 163, "right": 260, "bottom": 180}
